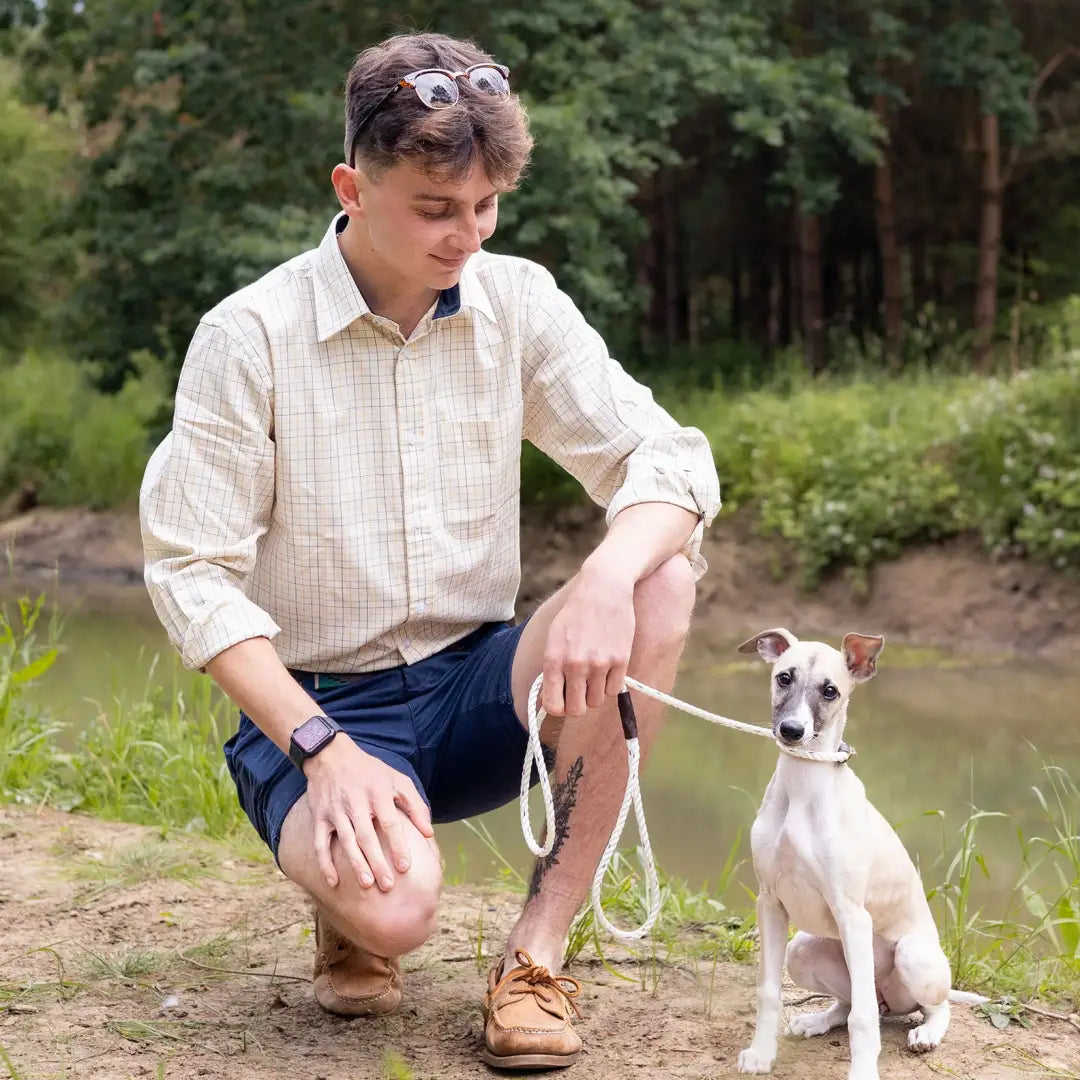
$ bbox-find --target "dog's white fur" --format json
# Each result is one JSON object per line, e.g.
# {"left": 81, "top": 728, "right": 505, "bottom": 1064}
{"left": 735, "top": 628, "right": 980, "bottom": 1080}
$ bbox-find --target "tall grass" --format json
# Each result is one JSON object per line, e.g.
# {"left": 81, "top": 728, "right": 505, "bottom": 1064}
{"left": 926, "top": 765, "right": 1080, "bottom": 1004}
{"left": 0, "top": 594, "right": 65, "bottom": 804}
{"left": 1, "top": 596, "right": 243, "bottom": 835}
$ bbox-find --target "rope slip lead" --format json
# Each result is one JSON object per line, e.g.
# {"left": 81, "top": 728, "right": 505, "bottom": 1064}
{"left": 520, "top": 672, "right": 854, "bottom": 943}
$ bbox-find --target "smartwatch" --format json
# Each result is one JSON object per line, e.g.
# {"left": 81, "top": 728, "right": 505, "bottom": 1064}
{"left": 289, "top": 715, "right": 343, "bottom": 770}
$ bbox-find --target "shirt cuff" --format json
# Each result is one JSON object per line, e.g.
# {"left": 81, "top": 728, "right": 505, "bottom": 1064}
{"left": 179, "top": 597, "right": 283, "bottom": 672}
{"left": 605, "top": 478, "right": 714, "bottom": 581}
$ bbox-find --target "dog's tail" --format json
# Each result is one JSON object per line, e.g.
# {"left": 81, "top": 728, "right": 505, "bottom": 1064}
{"left": 948, "top": 989, "right": 990, "bottom": 1005}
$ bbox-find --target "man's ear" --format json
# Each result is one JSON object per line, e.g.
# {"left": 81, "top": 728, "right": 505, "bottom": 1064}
{"left": 737, "top": 628, "right": 798, "bottom": 663}
{"left": 331, "top": 162, "right": 367, "bottom": 221}
{"left": 841, "top": 633, "right": 885, "bottom": 682}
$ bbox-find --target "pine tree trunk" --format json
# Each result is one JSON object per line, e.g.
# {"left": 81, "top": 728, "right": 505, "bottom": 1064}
{"left": 873, "top": 94, "right": 903, "bottom": 368}
{"left": 974, "top": 110, "right": 1002, "bottom": 370}
{"left": 731, "top": 248, "right": 743, "bottom": 339}
{"left": 798, "top": 209, "right": 826, "bottom": 373}
{"left": 662, "top": 184, "right": 679, "bottom": 347}
{"left": 911, "top": 231, "right": 928, "bottom": 310}
{"left": 768, "top": 255, "right": 782, "bottom": 350}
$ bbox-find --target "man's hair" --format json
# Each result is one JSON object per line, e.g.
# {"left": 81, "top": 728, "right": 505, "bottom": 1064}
{"left": 344, "top": 33, "right": 533, "bottom": 188}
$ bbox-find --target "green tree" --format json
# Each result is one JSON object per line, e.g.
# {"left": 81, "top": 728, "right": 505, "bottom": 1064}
{"left": 0, "top": 59, "right": 73, "bottom": 356}
{"left": 12, "top": 0, "right": 887, "bottom": 381}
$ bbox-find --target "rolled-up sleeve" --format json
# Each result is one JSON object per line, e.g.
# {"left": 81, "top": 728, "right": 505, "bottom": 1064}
{"left": 519, "top": 265, "right": 721, "bottom": 576}
{"left": 140, "top": 316, "right": 281, "bottom": 670}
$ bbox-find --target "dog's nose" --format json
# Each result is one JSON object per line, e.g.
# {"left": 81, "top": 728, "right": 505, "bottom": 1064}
{"left": 778, "top": 719, "right": 804, "bottom": 742}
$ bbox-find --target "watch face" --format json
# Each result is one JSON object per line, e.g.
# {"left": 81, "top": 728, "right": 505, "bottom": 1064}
{"left": 295, "top": 716, "right": 333, "bottom": 753}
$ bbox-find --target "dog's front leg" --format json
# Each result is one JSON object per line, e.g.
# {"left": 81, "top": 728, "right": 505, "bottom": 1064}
{"left": 834, "top": 903, "right": 880, "bottom": 1080}
{"left": 737, "top": 893, "right": 788, "bottom": 1074}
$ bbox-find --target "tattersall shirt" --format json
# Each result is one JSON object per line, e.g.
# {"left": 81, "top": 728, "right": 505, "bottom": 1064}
{"left": 140, "top": 213, "right": 722, "bottom": 674}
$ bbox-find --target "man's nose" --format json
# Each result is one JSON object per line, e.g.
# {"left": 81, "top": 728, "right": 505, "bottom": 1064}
{"left": 455, "top": 217, "right": 483, "bottom": 254}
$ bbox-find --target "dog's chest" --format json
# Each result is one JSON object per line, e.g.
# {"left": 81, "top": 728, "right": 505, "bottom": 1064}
{"left": 752, "top": 812, "right": 840, "bottom": 938}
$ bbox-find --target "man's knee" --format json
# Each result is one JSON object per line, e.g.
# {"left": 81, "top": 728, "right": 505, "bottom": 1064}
{"left": 339, "top": 867, "right": 442, "bottom": 956}
{"left": 326, "top": 842, "right": 443, "bottom": 957}
{"left": 632, "top": 553, "right": 696, "bottom": 651}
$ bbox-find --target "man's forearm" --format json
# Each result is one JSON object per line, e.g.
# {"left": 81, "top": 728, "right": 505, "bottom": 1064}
{"left": 582, "top": 501, "right": 700, "bottom": 584}
{"left": 205, "top": 637, "right": 321, "bottom": 754}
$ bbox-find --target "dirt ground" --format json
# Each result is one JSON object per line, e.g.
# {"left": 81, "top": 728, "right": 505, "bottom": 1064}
{"left": 3, "top": 505, "right": 1080, "bottom": 660}
{"left": 1, "top": 807, "right": 1077, "bottom": 1080}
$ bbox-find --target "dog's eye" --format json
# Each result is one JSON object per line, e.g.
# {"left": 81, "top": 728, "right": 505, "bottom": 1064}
{"left": 822, "top": 683, "right": 839, "bottom": 700}
{"left": 776, "top": 671, "right": 792, "bottom": 687}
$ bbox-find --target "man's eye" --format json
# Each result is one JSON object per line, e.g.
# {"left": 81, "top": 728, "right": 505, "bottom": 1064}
{"left": 418, "top": 208, "right": 452, "bottom": 221}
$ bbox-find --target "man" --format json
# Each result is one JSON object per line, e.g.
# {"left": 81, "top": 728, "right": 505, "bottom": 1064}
{"left": 141, "top": 30, "right": 720, "bottom": 1071}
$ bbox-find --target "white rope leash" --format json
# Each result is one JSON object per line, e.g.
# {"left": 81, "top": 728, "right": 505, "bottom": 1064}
{"left": 520, "top": 673, "right": 853, "bottom": 942}
{"left": 622, "top": 676, "right": 854, "bottom": 764}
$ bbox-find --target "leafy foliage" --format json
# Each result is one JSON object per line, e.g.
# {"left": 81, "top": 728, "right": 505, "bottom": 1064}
{"left": 0, "top": 352, "right": 168, "bottom": 508}
{"left": 0, "top": 59, "right": 73, "bottom": 356}
{"left": 2, "top": 0, "right": 908, "bottom": 379}
{"left": 678, "top": 341, "right": 1080, "bottom": 587}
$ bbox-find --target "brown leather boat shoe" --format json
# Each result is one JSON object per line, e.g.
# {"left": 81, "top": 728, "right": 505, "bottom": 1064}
{"left": 311, "top": 910, "right": 403, "bottom": 1017}
{"left": 482, "top": 949, "right": 583, "bottom": 1070}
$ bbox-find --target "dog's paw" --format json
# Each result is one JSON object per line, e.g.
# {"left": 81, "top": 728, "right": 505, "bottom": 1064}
{"left": 789, "top": 1009, "right": 840, "bottom": 1038}
{"left": 737, "top": 1047, "right": 776, "bottom": 1074}
{"left": 907, "top": 1023, "right": 943, "bottom": 1053}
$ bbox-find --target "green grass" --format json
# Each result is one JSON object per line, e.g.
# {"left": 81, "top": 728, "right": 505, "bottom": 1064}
{"left": 381, "top": 1051, "right": 416, "bottom": 1080}
{"left": 0, "top": 1042, "right": 24, "bottom": 1080}
{"left": 78, "top": 945, "right": 179, "bottom": 982}
{"left": 66, "top": 837, "right": 239, "bottom": 903}
{"left": 924, "top": 764, "right": 1080, "bottom": 1005}
{"left": 1, "top": 596, "right": 250, "bottom": 839}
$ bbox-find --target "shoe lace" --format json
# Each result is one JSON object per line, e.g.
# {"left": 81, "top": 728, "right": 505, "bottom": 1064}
{"left": 505, "top": 949, "right": 583, "bottom": 1019}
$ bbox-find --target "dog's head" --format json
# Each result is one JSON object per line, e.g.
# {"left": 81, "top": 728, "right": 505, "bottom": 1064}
{"left": 736, "top": 628, "right": 884, "bottom": 751}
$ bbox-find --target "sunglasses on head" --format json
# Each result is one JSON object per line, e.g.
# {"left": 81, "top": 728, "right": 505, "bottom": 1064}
{"left": 348, "top": 63, "right": 511, "bottom": 167}
{"left": 347, "top": 63, "right": 511, "bottom": 166}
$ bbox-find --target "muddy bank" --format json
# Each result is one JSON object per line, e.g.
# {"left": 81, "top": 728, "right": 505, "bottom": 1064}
{"left": 2, "top": 505, "right": 1079, "bottom": 659}
{"left": 2, "top": 806, "right": 1075, "bottom": 1079}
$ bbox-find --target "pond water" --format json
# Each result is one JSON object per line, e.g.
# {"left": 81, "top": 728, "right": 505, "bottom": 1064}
{"left": 13, "top": 585, "right": 1079, "bottom": 914}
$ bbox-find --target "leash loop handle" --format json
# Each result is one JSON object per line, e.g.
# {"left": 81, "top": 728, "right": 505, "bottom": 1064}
{"left": 589, "top": 691, "right": 661, "bottom": 940}
{"left": 520, "top": 675, "right": 556, "bottom": 858}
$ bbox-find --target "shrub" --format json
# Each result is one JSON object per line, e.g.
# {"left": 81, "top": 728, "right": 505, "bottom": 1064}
{"left": 0, "top": 352, "right": 168, "bottom": 509}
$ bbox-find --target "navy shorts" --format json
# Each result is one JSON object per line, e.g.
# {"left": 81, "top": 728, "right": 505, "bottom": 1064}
{"left": 223, "top": 620, "right": 547, "bottom": 862}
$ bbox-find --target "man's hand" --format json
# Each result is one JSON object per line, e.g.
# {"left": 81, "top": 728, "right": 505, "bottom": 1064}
{"left": 303, "top": 737, "right": 434, "bottom": 890}
{"left": 541, "top": 561, "right": 637, "bottom": 718}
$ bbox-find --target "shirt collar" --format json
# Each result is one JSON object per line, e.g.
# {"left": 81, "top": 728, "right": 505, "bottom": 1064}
{"left": 313, "top": 213, "right": 495, "bottom": 342}
{"left": 456, "top": 253, "right": 496, "bottom": 324}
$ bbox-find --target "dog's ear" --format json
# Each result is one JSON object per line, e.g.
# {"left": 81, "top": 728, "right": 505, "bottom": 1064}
{"left": 737, "top": 628, "right": 798, "bottom": 663}
{"left": 842, "top": 633, "right": 884, "bottom": 682}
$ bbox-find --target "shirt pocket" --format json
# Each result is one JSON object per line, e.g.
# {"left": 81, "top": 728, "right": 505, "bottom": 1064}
{"left": 433, "top": 408, "right": 522, "bottom": 529}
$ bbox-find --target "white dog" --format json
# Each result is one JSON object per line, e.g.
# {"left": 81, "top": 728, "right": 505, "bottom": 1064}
{"left": 735, "top": 628, "right": 983, "bottom": 1080}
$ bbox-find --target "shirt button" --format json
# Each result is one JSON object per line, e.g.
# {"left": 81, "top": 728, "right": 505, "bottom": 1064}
{"left": 414, "top": 601, "right": 426, "bottom": 614}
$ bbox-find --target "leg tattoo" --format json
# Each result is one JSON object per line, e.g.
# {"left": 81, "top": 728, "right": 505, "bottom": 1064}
{"left": 527, "top": 756, "right": 584, "bottom": 900}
